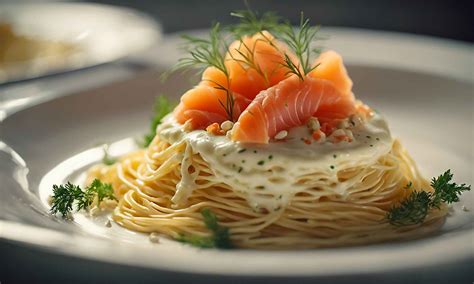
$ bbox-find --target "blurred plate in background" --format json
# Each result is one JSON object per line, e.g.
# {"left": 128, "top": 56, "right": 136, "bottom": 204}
{"left": 0, "top": 2, "right": 161, "bottom": 84}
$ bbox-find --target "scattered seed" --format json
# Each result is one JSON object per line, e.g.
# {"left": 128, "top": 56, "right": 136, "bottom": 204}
{"left": 274, "top": 130, "right": 288, "bottom": 140}
{"left": 149, "top": 233, "right": 160, "bottom": 243}
{"left": 307, "top": 117, "right": 320, "bottom": 131}
{"left": 183, "top": 120, "right": 193, "bottom": 132}
{"left": 220, "top": 120, "right": 234, "bottom": 132}
{"left": 330, "top": 165, "right": 335, "bottom": 170}
{"left": 105, "top": 220, "right": 112, "bottom": 228}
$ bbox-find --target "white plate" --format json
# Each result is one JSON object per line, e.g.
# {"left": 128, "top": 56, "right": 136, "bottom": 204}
{"left": 0, "top": 29, "right": 472, "bottom": 281}
{"left": 0, "top": 3, "right": 161, "bottom": 84}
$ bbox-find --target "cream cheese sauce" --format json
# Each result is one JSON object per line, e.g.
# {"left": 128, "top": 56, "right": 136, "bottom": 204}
{"left": 158, "top": 113, "right": 393, "bottom": 211}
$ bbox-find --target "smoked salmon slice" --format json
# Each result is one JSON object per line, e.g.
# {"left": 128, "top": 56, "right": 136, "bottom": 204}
{"left": 309, "top": 50, "right": 353, "bottom": 96}
{"left": 174, "top": 31, "right": 297, "bottom": 129}
{"left": 231, "top": 75, "right": 356, "bottom": 144}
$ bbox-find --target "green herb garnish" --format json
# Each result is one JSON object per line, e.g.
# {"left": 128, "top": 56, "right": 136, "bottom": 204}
{"left": 177, "top": 208, "right": 233, "bottom": 249}
{"left": 142, "top": 95, "right": 174, "bottom": 147}
{"left": 277, "top": 12, "right": 322, "bottom": 80}
{"left": 102, "top": 144, "right": 116, "bottom": 165}
{"left": 50, "top": 179, "right": 116, "bottom": 217}
{"left": 229, "top": 9, "right": 281, "bottom": 38}
{"left": 387, "top": 170, "right": 471, "bottom": 226}
{"left": 171, "top": 23, "right": 236, "bottom": 121}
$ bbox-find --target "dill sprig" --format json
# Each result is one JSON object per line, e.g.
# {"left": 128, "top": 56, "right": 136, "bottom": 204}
{"left": 208, "top": 79, "right": 236, "bottom": 121}
{"left": 429, "top": 170, "right": 470, "bottom": 206}
{"left": 177, "top": 208, "right": 233, "bottom": 249}
{"left": 387, "top": 191, "right": 431, "bottom": 227}
{"left": 229, "top": 9, "right": 281, "bottom": 38}
{"left": 228, "top": 39, "right": 272, "bottom": 86}
{"left": 387, "top": 170, "right": 471, "bottom": 226}
{"left": 171, "top": 23, "right": 237, "bottom": 121}
{"left": 102, "top": 144, "right": 116, "bottom": 165}
{"left": 50, "top": 179, "right": 116, "bottom": 217}
{"left": 142, "top": 95, "right": 174, "bottom": 147}
{"left": 277, "top": 13, "right": 322, "bottom": 80}
{"left": 176, "top": 23, "right": 229, "bottom": 77}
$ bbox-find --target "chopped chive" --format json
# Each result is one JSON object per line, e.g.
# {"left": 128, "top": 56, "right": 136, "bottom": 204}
{"left": 238, "top": 148, "right": 247, "bottom": 153}
{"left": 366, "top": 135, "right": 371, "bottom": 139}
{"left": 242, "top": 160, "right": 246, "bottom": 163}
{"left": 268, "top": 155, "right": 273, "bottom": 160}
{"left": 330, "top": 165, "right": 335, "bottom": 169}
{"left": 333, "top": 154, "right": 337, "bottom": 159}
{"left": 238, "top": 167, "right": 243, "bottom": 173}
{"left": 370, "top": 144, "right": 374, "bottom": 147}
{"left": 376, "top": 137, "right": 380, "bottom": 141}
{"left": 257, "top": 160, "right": 265, "bottom": 165}
{"left": 253, "top": 150, "right": 257, "bottom": 153}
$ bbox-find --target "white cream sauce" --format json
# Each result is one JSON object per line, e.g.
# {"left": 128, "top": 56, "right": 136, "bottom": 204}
{"left": 158, "top": 113, "right": 393, "bottom": 211}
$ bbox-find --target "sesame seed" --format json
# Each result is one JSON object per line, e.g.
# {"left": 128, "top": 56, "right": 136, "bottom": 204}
{"left": 220, "top": 120, "right": 234, "bottom": 132}
{"left": 183, "top": 120, "right": 193, "bottom": 132}
{"left": 307, "top": 117, "right": 320, "bottom": 131}
{"left": 274, "top": 130, "right": 288, "bottom": 140}
{"left": 149, "top": 233, "right": 160, "bottom": 243}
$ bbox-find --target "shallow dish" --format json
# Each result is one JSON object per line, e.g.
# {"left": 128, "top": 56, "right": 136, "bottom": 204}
{"left": 0, "top": 30, "right": 472, "bottom": 281}
{"left": 0, "top": 3, "right": 160, "bottom": 84}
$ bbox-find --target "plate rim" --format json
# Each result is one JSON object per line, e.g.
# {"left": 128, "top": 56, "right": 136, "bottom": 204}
{"left": 0, "top": 28, "right": 473, "bottom": 277}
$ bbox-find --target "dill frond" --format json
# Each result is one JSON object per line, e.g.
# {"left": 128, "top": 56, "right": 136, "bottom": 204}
{"left": 177, "top": 208, "right": 233, "bottom": 249}
{"left": 229, "top": 9, "right": 281, "bottom": 38}
{"left": 174, "top": 23, "right": 229, "bottom": 79}
{"left": 141, "top": 95, "right": 174, "bottom": 147}
{"left": 387, "top": 170, "right": 471, "bottom": 226}
{"left": 277, "top": 12, "right": 322, "bottom": 80}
